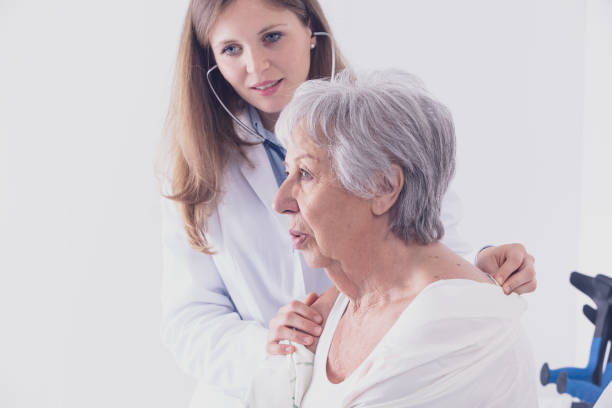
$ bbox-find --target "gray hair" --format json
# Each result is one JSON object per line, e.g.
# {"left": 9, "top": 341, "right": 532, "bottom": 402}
{"left": 275, "top": 69, "right": 456, "bottom": 244}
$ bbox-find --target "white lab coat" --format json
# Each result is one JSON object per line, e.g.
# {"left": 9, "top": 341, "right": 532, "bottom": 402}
{"left": 160, "top": 111, "right": 472, "bottom": 407}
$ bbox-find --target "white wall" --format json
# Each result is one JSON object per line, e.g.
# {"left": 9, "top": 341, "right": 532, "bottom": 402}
{"left": 0, "top": 1, "right": 608, "bottom": 407}
{"left": 0, "top": 1, "right": 194, "bottom": 407}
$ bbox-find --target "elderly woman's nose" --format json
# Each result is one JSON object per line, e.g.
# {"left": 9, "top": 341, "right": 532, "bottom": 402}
{"left": 273, "top": 180, "right": 299, "bottom": 214}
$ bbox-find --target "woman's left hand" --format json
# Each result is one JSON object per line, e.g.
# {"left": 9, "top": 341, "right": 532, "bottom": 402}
{"left": 477, "top": 243, "right": 536, "bottom": 295}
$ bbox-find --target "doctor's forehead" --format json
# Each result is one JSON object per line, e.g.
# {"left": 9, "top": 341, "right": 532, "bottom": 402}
{"left": 208, "top": 0, "right": 299, "bottom": 42}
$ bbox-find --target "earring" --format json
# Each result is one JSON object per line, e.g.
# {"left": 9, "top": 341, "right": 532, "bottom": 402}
{"left": 310, "top": 42, "right": 316, "bottom": 49}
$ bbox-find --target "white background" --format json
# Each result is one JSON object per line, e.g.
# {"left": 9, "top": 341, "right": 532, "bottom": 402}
{"left": 1, "top": 0, "right": 610, "bottom": 407}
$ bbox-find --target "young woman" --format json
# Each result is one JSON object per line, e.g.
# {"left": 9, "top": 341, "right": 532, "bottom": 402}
{"left": 159, "top": 0, "right": 537, "bottom": 406}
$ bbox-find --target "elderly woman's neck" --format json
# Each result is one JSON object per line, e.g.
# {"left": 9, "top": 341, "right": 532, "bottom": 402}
{"left": 328, "top": 239, "right": 448, "bottom": 314}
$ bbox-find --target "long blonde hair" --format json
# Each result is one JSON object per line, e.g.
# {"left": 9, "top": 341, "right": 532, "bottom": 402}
{"left": 163, "top": 0, "right": 346, "bottom": 254}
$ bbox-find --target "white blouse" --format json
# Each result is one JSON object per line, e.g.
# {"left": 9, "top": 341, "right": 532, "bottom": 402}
{"left": 248, "top": 279, "right": 538, "bottom": 408}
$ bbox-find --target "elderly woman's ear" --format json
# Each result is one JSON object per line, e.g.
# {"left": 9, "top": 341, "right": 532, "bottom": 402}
{"left": 371, "top": 164, "right": 404, "bottom": 216}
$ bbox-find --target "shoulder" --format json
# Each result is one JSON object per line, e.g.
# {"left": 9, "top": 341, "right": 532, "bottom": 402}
{"left": 425, "top": 243, "right": 492, "bottom": 284}
{"left": 365, "top": 281, "right": 530, "bottom": 387}
{"left": 411, "top": 279, "right": 526, "bottom": 322}
{"left": 377, "top": 279, "right": 527, "bottom": 350}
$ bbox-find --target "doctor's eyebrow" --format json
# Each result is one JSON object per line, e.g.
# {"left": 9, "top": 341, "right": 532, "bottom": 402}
{"left": 213, "top": 24, "right": 289, "bottom": 49}
{"left": 257, "top": 23, "right": 288, "bottom": 35}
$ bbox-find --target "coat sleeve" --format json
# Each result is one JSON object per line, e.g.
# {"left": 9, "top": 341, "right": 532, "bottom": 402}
{"left": 160, "top": 197, "right": 268, "bottom": 399}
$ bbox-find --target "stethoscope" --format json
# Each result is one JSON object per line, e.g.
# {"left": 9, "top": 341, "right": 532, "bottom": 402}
{"left": 205, "top": 32, "right": 336, "bottom": 142}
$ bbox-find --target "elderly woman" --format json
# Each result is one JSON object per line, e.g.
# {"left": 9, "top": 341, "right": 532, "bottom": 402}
{"left": 245, "top": 70, "right": 538, "bottom": 407}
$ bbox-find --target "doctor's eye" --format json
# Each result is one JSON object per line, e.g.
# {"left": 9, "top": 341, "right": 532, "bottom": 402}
{"left": 263, "top": 32, "right": 283, "bottom": 44}
{"left": 221, "top": 44, "right": 241, "bottom": 56}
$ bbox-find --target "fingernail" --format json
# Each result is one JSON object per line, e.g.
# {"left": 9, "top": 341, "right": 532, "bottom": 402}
{"left": 503, "top": 285, "right": 511, "bottom": 294}
{"left": 315, "top": 315, "right": 323, "bottom": 323}
{"left": 285, "top": 345, "right": 293, "bottom": 353}
{"left": 314, "top": 326, "right": 322, "bottom": 335}
{"left": 303, "top": 336, "right": 312, "bottom": 345}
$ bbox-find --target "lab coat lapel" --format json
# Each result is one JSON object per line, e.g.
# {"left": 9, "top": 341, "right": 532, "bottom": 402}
{"left": 235, "top": 111, "right": 288, "bottom": 230}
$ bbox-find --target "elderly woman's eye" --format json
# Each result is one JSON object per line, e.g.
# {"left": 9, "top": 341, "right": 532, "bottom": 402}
{"left": 299, "top": 168, "right": 312, "bottom": 180}
{"left": 263, "top": 32, "right": 282, "bottom": 43}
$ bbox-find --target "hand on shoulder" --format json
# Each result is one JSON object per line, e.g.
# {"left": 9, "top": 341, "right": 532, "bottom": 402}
{"left": 477, "top": 243, "right": 537, "bottom": 295}
{"left": 306, "top": 286, "right": 339, "bottom": 353}
{"left": 266, "top": 287, "right": 339, "bottom": 356}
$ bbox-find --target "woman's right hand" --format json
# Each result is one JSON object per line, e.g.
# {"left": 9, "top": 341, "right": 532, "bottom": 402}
{"left": 266, "top": 292, "right": 323, "bottom": 355}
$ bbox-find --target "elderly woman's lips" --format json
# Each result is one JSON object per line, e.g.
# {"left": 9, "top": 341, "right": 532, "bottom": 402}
{"left": 289, "top": 230, "right": 307, "bottom": 249}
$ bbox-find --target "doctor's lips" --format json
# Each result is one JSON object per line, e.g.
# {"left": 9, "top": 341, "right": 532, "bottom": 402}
{"left": 250, "top": 79, "right": 283, "bottom": 96}
{"left": 289, "top": 229, "right": 307, "bottom": 249}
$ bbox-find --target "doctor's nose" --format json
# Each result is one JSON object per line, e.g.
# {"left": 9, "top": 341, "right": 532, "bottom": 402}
{"left": 273, "top": 179, "right": 299, "bottom": 215}
{"left": 245, "top": 47, "right": 270, "bottom": 74}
